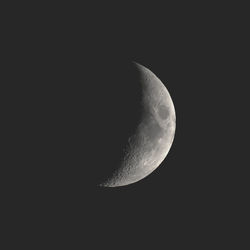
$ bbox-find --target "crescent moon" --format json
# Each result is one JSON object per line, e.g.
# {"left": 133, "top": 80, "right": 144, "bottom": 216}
{"left": 99, "top": 62, "right": 176, "bottom": 187}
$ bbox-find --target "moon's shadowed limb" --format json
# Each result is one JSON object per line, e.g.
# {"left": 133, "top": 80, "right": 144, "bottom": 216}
{"left": 86, "top": 61, "right": 145, "bottom": 185}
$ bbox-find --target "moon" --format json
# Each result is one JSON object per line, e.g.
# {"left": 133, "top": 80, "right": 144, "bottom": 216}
{"left": 25, "top": 59, "right": 175, "bottom": 190}
{"left": 98, "top": 62, "right": 176, "bottom": 187}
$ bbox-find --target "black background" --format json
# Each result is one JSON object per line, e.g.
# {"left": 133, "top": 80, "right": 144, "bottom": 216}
{"left": 3, "top": 2, "right": 246, "bottom": 248}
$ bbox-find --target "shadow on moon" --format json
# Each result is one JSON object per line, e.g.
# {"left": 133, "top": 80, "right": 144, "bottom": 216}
{"left": 29, "top": 59, "right": 145, "bottom": 190}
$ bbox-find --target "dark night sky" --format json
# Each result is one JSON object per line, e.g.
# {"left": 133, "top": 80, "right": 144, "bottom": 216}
{"left": 84, "top": 19, "right": 228, "bottom": 246}
{"left": 84, "top": 8, "right": 243, "bottom": 246}
{"left": 5, "top": 3, "right": 245, "bottom": 248}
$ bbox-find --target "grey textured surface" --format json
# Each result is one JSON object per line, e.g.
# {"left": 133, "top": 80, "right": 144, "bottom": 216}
{"left": 99, "top": 62, "right": 176, "bottom": 187}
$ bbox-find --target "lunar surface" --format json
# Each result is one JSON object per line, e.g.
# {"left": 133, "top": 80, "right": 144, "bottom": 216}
{"left": 99, "top": 62, "right": 176, "bottom": 187}
{"left": 23, "top": 59, "right": 175, "bottom": 190}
